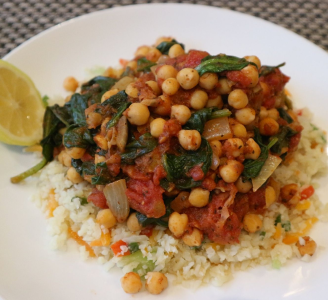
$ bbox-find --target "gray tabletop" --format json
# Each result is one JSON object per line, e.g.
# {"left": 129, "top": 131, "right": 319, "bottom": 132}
{"left": 1, "top": 0, "right": 328, "bottom": 58}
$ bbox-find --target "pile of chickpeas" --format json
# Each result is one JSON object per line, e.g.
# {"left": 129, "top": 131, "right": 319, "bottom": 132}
{"left": 60, "top": 37, "right": 316, "bottom": 295}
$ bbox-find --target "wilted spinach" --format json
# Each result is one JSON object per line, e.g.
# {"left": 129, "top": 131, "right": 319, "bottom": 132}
{"left": 259, "top": 63, "right": 285, "bottom": 77}
{"left": 156, "top": 39, "right": 185, "bottom": 55}
{"left": 163, "top": 138, "right": 212, "bottom": 190}
{"left": 81, "top": 76, "right": 117, "bottom": 94}
{"left": 277, "top": 107, "right": 293, "bottom": 124}
{"left": 63, "top": 124, "right": 94, "bottom": 149}
{"left": 49, "top": 103, "right": 73, "bottom": 127}
{"left": 184, "top": 108, "right": 231, "bottom": 133}
{"left": 195, "top": 54, "right": 257, "bottom": 76}
{"left": 91, "top": 161, "right": 116, "bottom": 185}
{"left": 67, "top": 93, "right": 89, "bottom": 126}
{"left": 270, "top": 126, "right": 297, "bottom": 155}
{"left": 101, "top": 91, "right": 130, "bottom": 129}
{"left": 243, "top": 129, "right": 278, "bottom": 179}
{"left": 121, "top": 133, "right": 158, "bottom": 164}
{"left": 137, "top": 57, "right": 156, "bottom": 72}
{"left": 71, "top": 159, "right": 95, "bottom": 177}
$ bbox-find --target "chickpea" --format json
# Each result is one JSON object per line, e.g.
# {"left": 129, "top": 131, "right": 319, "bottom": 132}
{"left": 280, "top": 184, "right": 299, "bottom": 205}
{"left": 241, "top": 65, "right": 259, "bottom": 88}
{"left": 86, "top": 112, "right": 102, "bottom": 128}
{"left": 95, "top": 154, "right": 106, "bottom": 164}
{"left": 58, "top": 150, "right": 72, "bottom": 167}
{"left": 127, "top": 103, "right": 150, "bottom": 125}
{"left": 146, "top": 80, "right": 161, "bottom": 96}
{"left": 260, "top": 82, "right": 271, "bottom": 96}
{"left": 219, "top": 159, "right": 244, "bottom": 183}
{"left": 171, "top": 105, "right": 191, "bottom": 125}
{"left": 168, "top": 212, "right": 188, "bottom": 237}
{"left": 267, "top": 108, "right": 279, "bottom": 121}
{"left": 67, "top": 167, "right": 83, "bottom": 184}
{"left": 176, "top": 68, "right": 200, "bottom": 90}
{"left": 190, "top": 89, "right": 208, "bottom": 110}
{"left": 210, "top": 140, "right": 223, "bottom": 157}
{"left": 216, "top": 78, "right": 232, "bottom": 94}
{"left": 101, "top": 89, "right": 119, "bottom": 103}
{"left": 66, "top": 147, "right": 86, "bottom": 160}
{"left": 235, "top": 176, "right": 253, "bottom": 193}
{"left": 94, "top": 134, "right": 108, "bottom": 150}
{"left": 150, "top": 118, "right": 166, "bottom": 138}
{"left": 152, "top": 95, "right": 171, "bottom": 116}
{"left": 125, "top": 83, "right": 139, "bottom": 98}
{"left": 146, "top": 272, "right": 168, "bottom": 295}
{"left": 243, "top": 214, "right": 262, "bottom": 233}
{"left": 228, "top": 89, "right": 249, "bottom": 109}
{"left": 199, "top": 73, "right": 219, "bottom": 90}
{"left": 206, "top": 95, "right": 223, "bottom": 108}
{"left": 182, "top": 228, "right": 203, "bottom": 246}
{"left": 162, "top": 78, "right": 180, "bottom": 95}
{"left": 224, "top": 138, "right": 244, "bottom": 158}
{"left": 259, "top": 106, "right": 268, "bottom": 120}
{"left": 244, "top": 138, "right": 261, "bottom": 160}
{"left": 126, "top": 60, "right": 137, "bottom": 71}
{"left": 265, "top": 186, "right": 276, "bottom": 208}
{"left": 235, "top": 108, "right": 256, "bottom": 125}
{"left": 63, "top": 76, "right": 79, "bottom": 92}
{"left": 259, "top": 117, "right": 280, "bottom": 136}
{"left": 244, "top": 55, "right": 261, "bottom": 69}
{"left": 121, "top": 272, "right": 143, "bottom": 294}
{"left": 135, "top": 45, "right": 150, "bottom": 57}
{"left": 231, "top": 123, "right": 247, "bottom": 138}
{"left": 96, "top": 208, "right": 117, "bottom": 229}
{"left": 296, "top": 236, "right": 317, "bottom": 256}
{"left": 168, "top": 44, "right": 185, "bottom": 58}
{"left": 178, "top": 130, "right": 202, "bottom": 151}
{"left": 189, "top": 188, "right": 210, "bottom": 207}
{"left": 146, "top": 47, "right": 162, "bottom": 62}
{"left": 156, "top": 65, "right": 178, "bottom": 80}
{"left": 127, "top": 212, "right": 142, "bottom": 232}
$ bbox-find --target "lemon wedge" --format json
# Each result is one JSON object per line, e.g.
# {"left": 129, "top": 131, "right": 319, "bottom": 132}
{"left": 0, "top": 60, "right": 44, "bottom": 146}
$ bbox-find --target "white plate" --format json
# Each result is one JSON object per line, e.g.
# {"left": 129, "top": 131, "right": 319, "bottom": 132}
{"left": 1, "top": 3, "right": 328, "bottom": 300}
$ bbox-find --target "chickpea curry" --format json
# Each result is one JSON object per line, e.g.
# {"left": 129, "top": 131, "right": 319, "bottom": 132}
{"left": 11, "top": 38, "right": 318, "bottom": 287}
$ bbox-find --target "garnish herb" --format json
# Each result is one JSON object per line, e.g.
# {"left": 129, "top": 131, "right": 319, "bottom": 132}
{"left": 71, "top": 196, "right": 88, "bottom": 205}
{"left": 243, "top": 129, "right": 278, "bottom": 179}
{"left": 128, "top": 242, "right": 140, "bottom": 253}
{"left": 184, "top": 108, "right": 231, "bottom": 133}
{"left": 42, "top": 95, "right": 49, "bottom": 107}
{"left": 259, "top": 63, "right": 285, "bottom": 77}
{"left": 195, "top": 54, "right": 257, "bottom": 76}
{"left": 163, "top": 138, "right": 212, "bottom": 189}
{"left": 156, "top": 39, "right": 185, "bottom": 55}
{"left": 136, "top": 57, "right": 156, "bottom": 72}
{"left": 277, "top": 108, "right": 293, "bottom": 124}
{"left": 274, "top": 214, "right": 291, "bottom": 232}
{"left": 270, "top": 126, "right": 297, "bottom": 155}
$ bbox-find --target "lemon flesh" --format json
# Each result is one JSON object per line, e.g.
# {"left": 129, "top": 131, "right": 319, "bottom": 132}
{"left": 0, "top": 60, "right": 44, "bottom": 146}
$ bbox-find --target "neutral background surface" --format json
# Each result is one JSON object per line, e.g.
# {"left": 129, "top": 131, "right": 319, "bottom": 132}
{"left": 1, "top": 0, "right": 328, "bottom": 58}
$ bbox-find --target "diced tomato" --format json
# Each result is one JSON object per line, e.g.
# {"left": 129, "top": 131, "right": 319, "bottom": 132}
{"left": 126, "top": 179, "right": 166, "bottom": 218}
{"left": 183, "top": 50, "right": 209, "bottom": 69}
{"left": 140, "top": 226, "right": 154, "bottom": 237}
{"left": 81, "top": 151, "right": 93, "bottom": 162}
{"left": 247, "top": 186, "right": 266, "bottom": 214}
{"left": 110, "top": 240, "right": 130, "bottom": 257}
{"left": 188, "top": 165, "right": 204, "bottom": 181}
{"left": 262, "top": 97, "right": 276, "bottom": 109}
{"left": 201, "top": 177, "right": 216, "bottom": 191}
{"left": 226, "top": 70, "right": 252, "bottom": 88}
{"left": 153, "top": 165, "right": 167, "bottom": 186}
{"left": 300, "top": 186, "right": 315, "bottom": 200}
{"left": 87, "top": 189, "right": 108, "bottom": 209}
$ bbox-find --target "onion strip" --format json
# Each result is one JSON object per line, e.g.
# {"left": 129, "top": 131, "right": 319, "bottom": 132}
{"left": 103, "top": 179, "right": 130, "bottom": 223}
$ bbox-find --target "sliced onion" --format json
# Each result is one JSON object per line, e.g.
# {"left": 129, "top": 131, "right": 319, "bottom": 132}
{"left": 116, "top": 116, "right": 128, "bottom": 152}
{"left": 252, "top": 154, "right": 282, "bottom": 192}
{"left": 202, "top": 117, "right": 233, "bottom": 141}
{"left": 103, "top": 179, "right": 130, "bottom": 223}
{"left": 112, "top": 76, "right": 135, "bottom": 91}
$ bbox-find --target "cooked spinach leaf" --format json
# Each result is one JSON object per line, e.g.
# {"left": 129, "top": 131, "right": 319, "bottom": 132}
{"left": 71, "top": 196, "right": 88, "bottom": 205}
{"left": 81, "top": 76, "right": 117, "bottom": 93}
{"left": 71, "top": 159, "right": 95, "bottom": 177}
{"left": 67, "top": 93, "right": 89, "bottom": 126}
{"left": 120, "top": 66, "right": 135, "bottom": 78}
{"left": 121, "top": 133, "right": 157, "bottom": 164}
{"left": 91, "top": 161, "right": 115, "bottom": 185}
{"left": 49, "top": 104, "right": 73, "bottom": 127}
{"left": 195, "top": 54, "right": 257, "bottom": 76}
{"left": 270, "top": 126, "right": 297, "bottom": 155}
{"left": 163, "top": 138, "right": 212, "bottom": 190}
{"left": 243, "top": 129, "right": 278, "bottom": 179}
{"left": 184, "top": 108, "right": 231, "bottom": 133}
{"left": 63, "top": 124, "right": 94, "bottom": 149}
{"left": 277, "top": 107, "right": 293, "bottom": 124}
{"left": 260, "top": 63, "right": 285, "bottom": 77}
{"left": 137, "top": 57, "right": 156, "bottom": 72}
{"left": 156, "top": 39, "right": 185, "bottom": 55}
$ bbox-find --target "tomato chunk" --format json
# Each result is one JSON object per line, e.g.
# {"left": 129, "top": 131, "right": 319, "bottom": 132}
{"left": 300, "top": 186, "right": 315, "bottom": 200}
{"left": 87, "top": 189, "right": 108, "bottom": 209}
{"left": 111, "top": 240, "right": 130, "bottom": 257}
{"left": 126, "top": 179, "right": 166, "bottom": 218}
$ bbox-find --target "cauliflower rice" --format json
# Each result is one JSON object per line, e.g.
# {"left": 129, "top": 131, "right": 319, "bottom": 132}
{"left": 31, "top": 107, "right": 328, "bottom": 289}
